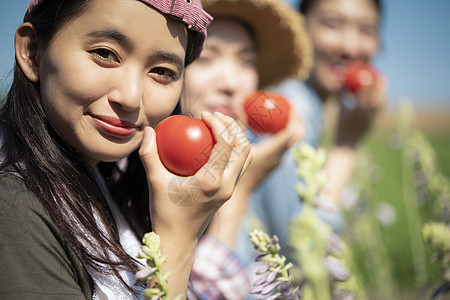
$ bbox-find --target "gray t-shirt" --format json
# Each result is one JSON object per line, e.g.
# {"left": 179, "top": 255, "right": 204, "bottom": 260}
{"left": 0, "top": 173, "right": 93, "bottom": 299}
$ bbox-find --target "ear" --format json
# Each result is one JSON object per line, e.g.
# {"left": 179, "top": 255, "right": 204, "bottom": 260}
{"left": 15, "top": 22, "right": 41, "bottom": 83}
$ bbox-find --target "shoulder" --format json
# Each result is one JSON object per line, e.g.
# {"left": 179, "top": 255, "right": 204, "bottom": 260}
{"left": 0, "top": 172, "right": 43, "bottom": 211}
{"left": 271, "top": 79, "right": 309, "bottom": 98}
{"left": 0, "top": 172, "right": 32, "bottom": 195}
{"left": 271, "top": 79, "right": 322, "bottom": 112}
{"left": 0, "top": 173, "right": 93, "bottom": 299}
{"left": 0, "top": 173, "right": 48, "bottom": 226}
{"left": 0, "top": 173, "right": 53, "bottom": 236}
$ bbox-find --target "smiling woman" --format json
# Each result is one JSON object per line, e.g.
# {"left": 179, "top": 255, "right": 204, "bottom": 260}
{"left": 34, "top": 0, "right": 190, "bottom": 166}
{"left": 0, "top": 0, "right": 253, "bottom": 299}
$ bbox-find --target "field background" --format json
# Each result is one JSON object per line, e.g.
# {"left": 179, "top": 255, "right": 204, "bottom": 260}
{"left": 1, "top": 88, "right": 447, "bottom": 299}
{"left": 328, "top": 102, "right": 450, "bottom": 300}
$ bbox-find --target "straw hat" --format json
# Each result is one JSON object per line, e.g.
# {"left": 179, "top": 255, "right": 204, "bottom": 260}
{"left": 201, "top": 0, "right": 313, "bottom": 88}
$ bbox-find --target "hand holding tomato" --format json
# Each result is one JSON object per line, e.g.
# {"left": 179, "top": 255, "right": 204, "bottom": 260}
{"left": 344, "top": 62, "right": 378, "bottom": 93}
{"left": 337, "top": 62, "right": 386, "bottom": 146}
{"left": 155, "top": 115, "right": 215, "bottom": 176}
{"left": 243, "top": 91, "right": 291, "bottom": 134}
{"left": 138, "top": 112, "right": 252, "bottom": 298}
{"left": 139, "top": 111, "right": 252, "bottom": 232}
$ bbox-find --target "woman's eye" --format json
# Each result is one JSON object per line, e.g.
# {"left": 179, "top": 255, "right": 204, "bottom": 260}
{"left": 90, "top": 48, "right": 119, "bottom": 65}
{"left": 150, "top": 67, "right": 176, "bottom": 83}
{"left": 241, "top": 55, "right": 257, "bottom": 68}
{"left": 321, "top": 18, "right": 341, "bottom": 29}
{"left": 360, "top": 24, "right": 378, "bottom": 36}
{"left": 195, "top": 55, "right": 212, "bottom": 65}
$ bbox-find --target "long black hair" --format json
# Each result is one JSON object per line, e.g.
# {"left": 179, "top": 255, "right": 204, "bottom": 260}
{"left": 0, "top": 0, "right": 198, "bottom": 294}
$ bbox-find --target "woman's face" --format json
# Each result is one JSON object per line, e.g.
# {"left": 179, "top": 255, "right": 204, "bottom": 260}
{"left": 38, "top": 0, "right": 188, "bottom": 166}
{"left": 305, "top": 0, "right": 380, "bottom": 96}
{"left": 181, "top": 19, "right": 258, "bottom": 120}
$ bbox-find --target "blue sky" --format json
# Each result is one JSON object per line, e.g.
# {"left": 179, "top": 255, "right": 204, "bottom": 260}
{"left": 1, "top": 0, "right": 450, "bottom": 108}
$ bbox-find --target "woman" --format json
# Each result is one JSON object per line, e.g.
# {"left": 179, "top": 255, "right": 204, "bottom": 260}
{"left": 275, "top": 0, "right": 385, "bottom": 214}
{"left": 0, "top": 0, "right": 251, "bottom": 299}
{"left": 256, "top": 0, "right": 386, "bottom": 258}
{"left": 180, "top": 0, "right": 312, "bottom": 298}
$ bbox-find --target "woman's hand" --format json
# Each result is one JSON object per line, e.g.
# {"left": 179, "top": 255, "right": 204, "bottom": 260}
{"left": 242, "top": 107, "right": 304, "bottom": 192}
{"left": 140, "top": 111, "right": 251, "bottom": 240}
{"left": 206, "top": 108, "right": 304, "bottom": 249}
{"left": 322, "top": 74, "right": 387, "bottom": 208}
{"left": 138, "top": 111, "right": 252, "bottom": 298}
{"left": 336, "top": 74, "right": 387, "bottom": 147}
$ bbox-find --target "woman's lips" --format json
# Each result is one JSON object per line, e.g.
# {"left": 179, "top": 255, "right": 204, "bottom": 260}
{"left": 210, "top": 106, "right": 237, "bottom": 118}
{"left": 92, "top": 115, "right": 137, "bottom": 137}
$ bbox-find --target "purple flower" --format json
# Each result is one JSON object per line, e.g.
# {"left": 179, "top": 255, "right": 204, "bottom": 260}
{"left": 250, "top": 283, "right": 264, "bottom": 294}
{"left": 256, "top": 264, "right": 270, "bottom": 275}
{"left": 432, "top": 281, "right": 450, "bottom": 299}
{"left": 327, "top": 232, "right": 343, "bottom": 255}
{"left": 279, "top": 282, "right": 292, "bottom": 294}
{"left": 266, "top": 267, "right": 281, "bottom": 283}
{"left": 249, "top": 230, "right": 301, "bottom": 299}
{"left": 261, "top": 281, "right": 282, "bottom": 295}
{"left": 324, "top": 256, "right": 349, "bottom": 282}
{"left": 253, "top": 276, "right": 267, "bottom": 286}
{"left": 255, "top": 253, "right": 268, "bottom": 262}
{"left": 265, "top": 292, "right": 282, "bottom": 300}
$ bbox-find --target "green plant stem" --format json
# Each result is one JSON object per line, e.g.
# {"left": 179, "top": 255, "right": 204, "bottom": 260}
{"left": 311, "top": 275, "right": 331, "bottom": 300}
{"left": 295, "top": 205, "right": 332, "bottom": 300}
{"left": 401, "top": 141, "right": 428, "bottom": 286}
{"left": 359, "top": 213, "right": 396, "bottom": 299}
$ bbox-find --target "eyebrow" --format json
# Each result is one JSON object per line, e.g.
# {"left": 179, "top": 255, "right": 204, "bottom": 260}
{"left": 205, "top": 43, "right": 256, "bottom": 56}
{"left": 86, "top": 28, "right": 134, "bottom": 51}
{"left": 86, "top": 28, "right": 185, "bottom": 70}
{"left": 154, "top": 49, "right": 185, "bottom": 70}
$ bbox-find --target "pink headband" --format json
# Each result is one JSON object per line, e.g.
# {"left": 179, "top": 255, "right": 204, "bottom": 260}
{"left": 23, "top": 0, "right": 212, "bottom": 61}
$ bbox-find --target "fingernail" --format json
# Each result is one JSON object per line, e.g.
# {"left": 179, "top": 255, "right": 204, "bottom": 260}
{"left": 213, "top": 111, "right": 225, "bottom": 117}
{"left": 143, "top": 127, "right": 152, "bottom": 139}
{"left": 201, "top": 111, "right": 212, "bottom": 118}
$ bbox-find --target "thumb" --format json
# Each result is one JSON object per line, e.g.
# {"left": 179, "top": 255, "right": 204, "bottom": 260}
{"left": 139, "top": 126, "right": 165, "bottom": 179}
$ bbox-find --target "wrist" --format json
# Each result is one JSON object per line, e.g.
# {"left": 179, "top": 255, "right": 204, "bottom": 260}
{"left": 153, "top": 224, "right": 201, "bottom": 253}
{"left": 335, "top": 133, "right": 363, "bottom": 148}
{"left": 156, "top": 229, "right": 197, "bottom": 274}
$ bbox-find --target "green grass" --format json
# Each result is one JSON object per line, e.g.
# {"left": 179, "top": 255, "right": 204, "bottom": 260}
{"left": 348, "top": 126, "right": 450, "bottom": 299}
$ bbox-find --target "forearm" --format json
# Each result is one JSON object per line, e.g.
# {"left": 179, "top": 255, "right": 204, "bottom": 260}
{"left": 151, "top": 207, "right": 218, "bottom": 299}
{"left": 156, "top": 231, "right": 197, "bottom": 299}
{"left": 206, "top": 186, "right": 251, "bottom": 250}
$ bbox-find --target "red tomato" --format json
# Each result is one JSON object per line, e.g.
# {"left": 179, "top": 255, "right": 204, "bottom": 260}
{"left": 155, "top": 115, "right": 215, "bottom": 176}
{"left": 243, "top": 91, "right": 291, "bottom": 134}
{"left": 344, "top": 62, "right": 377, "bottom": 93}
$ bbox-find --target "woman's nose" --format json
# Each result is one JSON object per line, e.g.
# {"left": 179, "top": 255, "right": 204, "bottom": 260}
{"left": 217, "top": 61, "right": 239, "bottom": 95}
{"left": 109, "top": 68, "right": 143, "bottom": 111}
{"left": 338, "top": 26, "right": 362, "bottom": 59}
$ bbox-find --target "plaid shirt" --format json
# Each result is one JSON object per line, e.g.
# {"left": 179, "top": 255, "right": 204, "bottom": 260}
{"left": 188, "top": 235, "right": 251, "bottom": 299}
